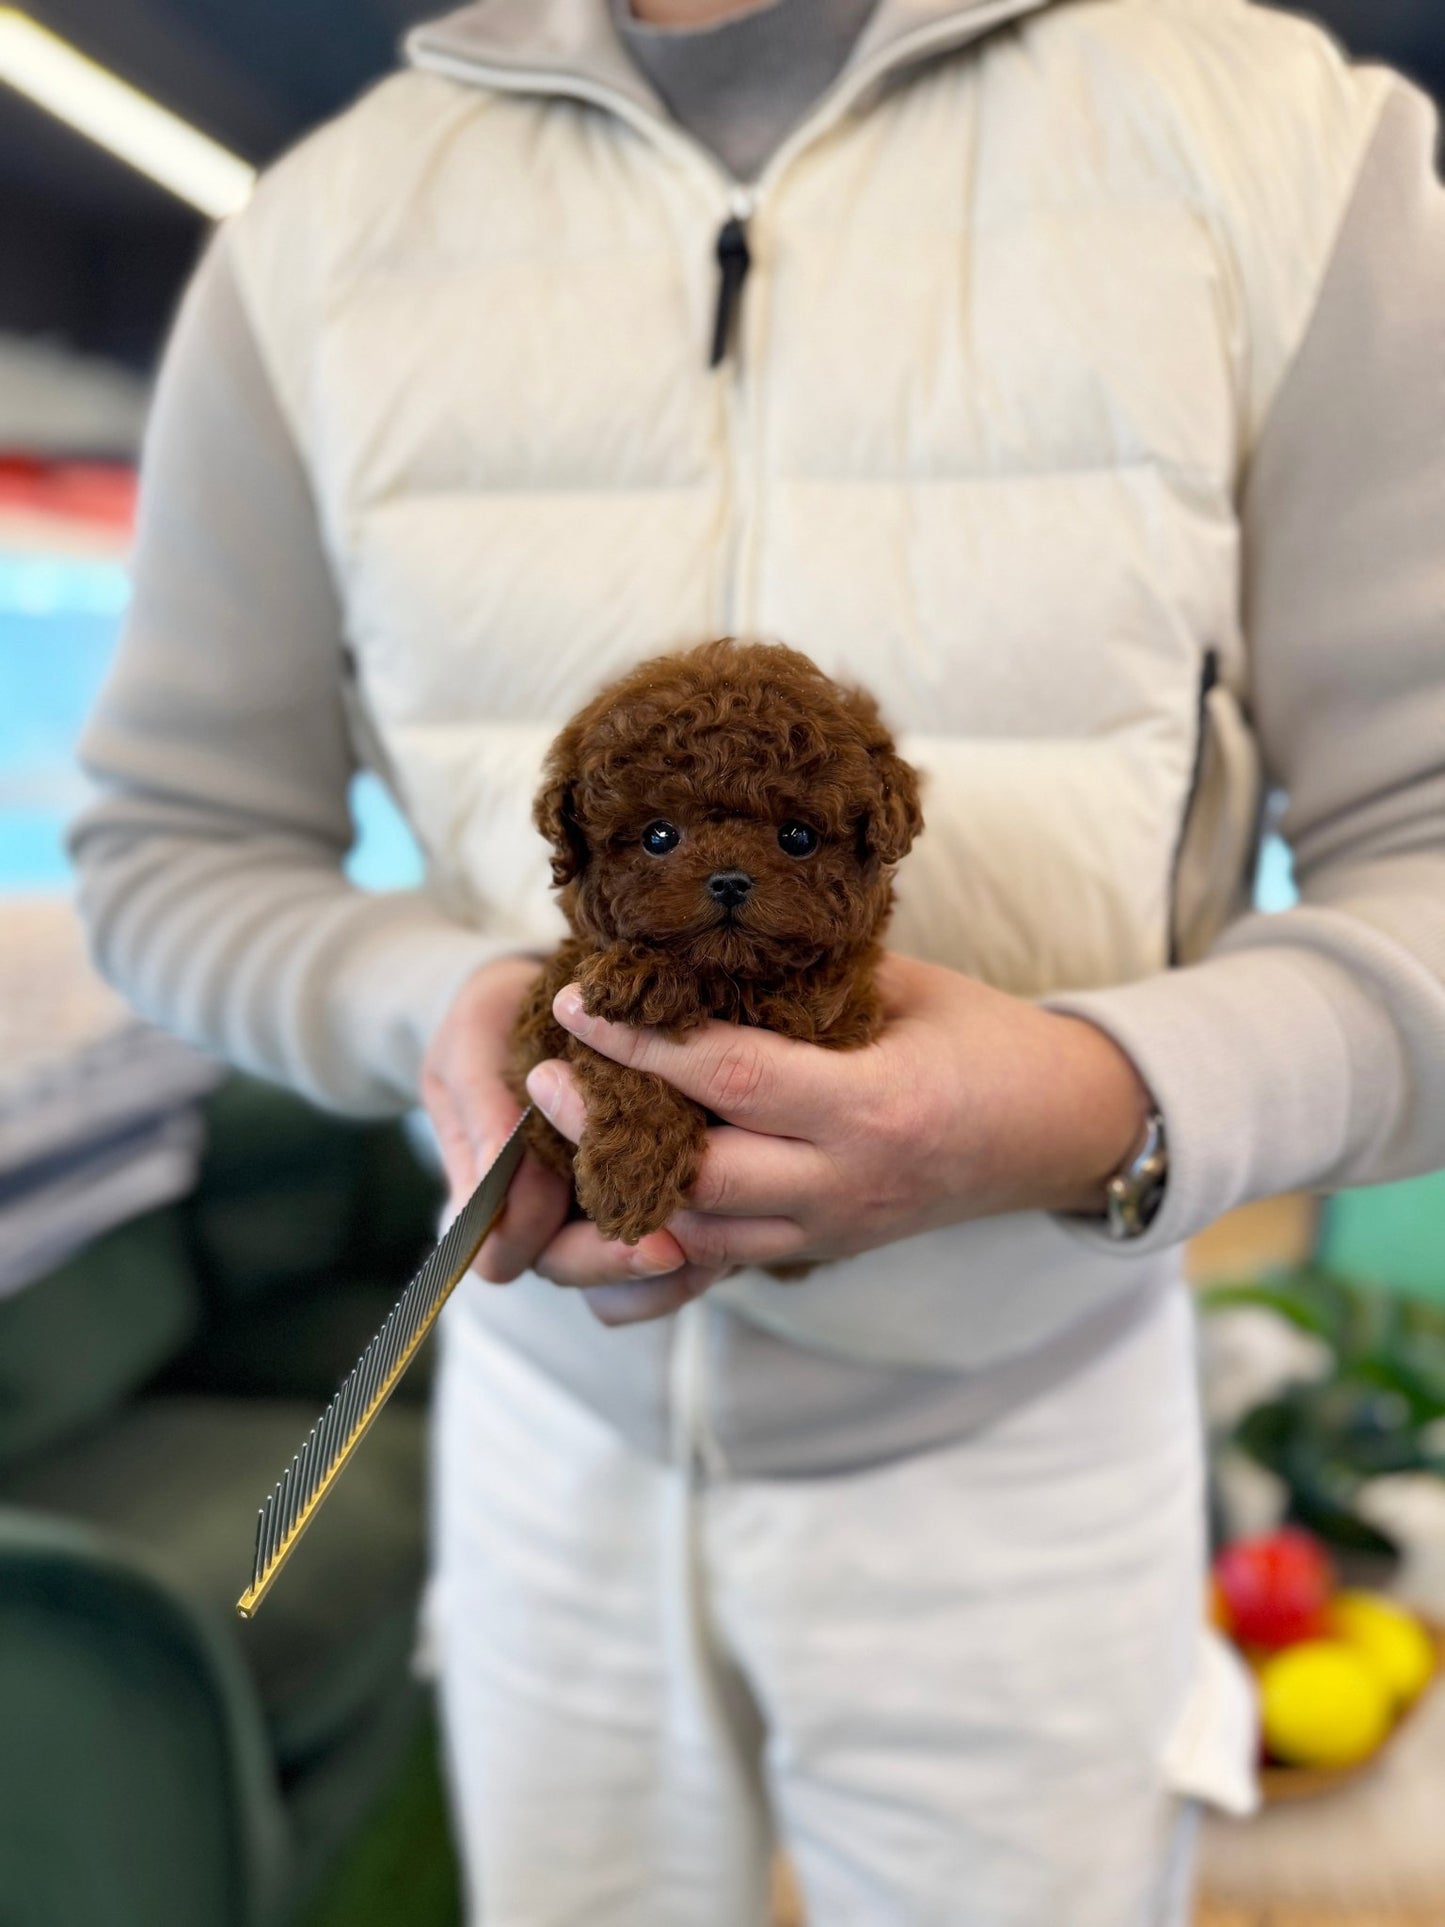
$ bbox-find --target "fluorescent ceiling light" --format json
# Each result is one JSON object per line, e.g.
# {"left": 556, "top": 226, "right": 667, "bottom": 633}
{"left": 0, "top": 8, "right": 255, "bottom": 218}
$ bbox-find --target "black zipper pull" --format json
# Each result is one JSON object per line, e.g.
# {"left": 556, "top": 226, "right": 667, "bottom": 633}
{"left": 709, "top": 213, "right": 752, "bottom": 369}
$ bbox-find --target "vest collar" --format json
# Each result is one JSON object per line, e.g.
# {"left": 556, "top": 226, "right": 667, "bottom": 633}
{"left": 407, "top": 0, "right": 661, "bottom": 122}
{"left": 406, "top": 0, "right": 1060, "bottom": 180}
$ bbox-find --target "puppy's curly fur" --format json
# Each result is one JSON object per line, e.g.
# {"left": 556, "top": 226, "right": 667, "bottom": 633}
{"left": 507, "top": 639, "right": 923, "bottom": 1251}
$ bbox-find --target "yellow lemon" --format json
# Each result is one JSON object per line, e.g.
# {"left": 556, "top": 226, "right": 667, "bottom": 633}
{"left": 1259, "top": 1641, "right": 1393, "bottom": 1769}
{"left": 1328, "top": 1592, "right": 1437, "bottom": 1709}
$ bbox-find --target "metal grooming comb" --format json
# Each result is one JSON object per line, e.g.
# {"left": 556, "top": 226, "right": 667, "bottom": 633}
{"left": 236, "top": 1109, "right": 531, "bottom": 1618}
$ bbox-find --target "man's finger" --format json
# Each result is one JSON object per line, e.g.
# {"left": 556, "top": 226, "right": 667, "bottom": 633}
{"left": 533, "top": 1218, "right": 688, "bottom": 1290}
{"left": 428, "top": 1092, "right": 478, "bottom": 1205}
{"left": 524, "top": 1059, "right": 585, "bottom": 1144}
{"left": 552, "top": 986, "right": 845, "bottom": 1132}
{"left": 472, "top": 1154, "right": 571, "bottom": 1284}
{"left": 686, "top": 1125, "right": 836, "bottom": 1218}
{"left": 580, "top": 1266, "right": 723, "bottom": 1327}
{"left": 429, "top": 1077, "right": 528, "bottom": 1205}
{"left": 666, "top": 1211, "right": 804, "bottom": 1272}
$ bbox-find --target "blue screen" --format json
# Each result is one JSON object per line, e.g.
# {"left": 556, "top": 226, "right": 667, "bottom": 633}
{"left": 0, "top": 551, "right": 423, "bottom": 895}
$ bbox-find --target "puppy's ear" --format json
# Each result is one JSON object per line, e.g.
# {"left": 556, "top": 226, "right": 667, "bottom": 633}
{"left": 534, "top": 732, "right": 589, "bottom": 885}
{"left": 860, "top": 744, "right": 923, "bottom": 866}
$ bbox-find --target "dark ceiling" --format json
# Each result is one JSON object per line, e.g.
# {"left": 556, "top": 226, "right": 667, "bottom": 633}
{"left": 1, "top": 0, "right": 1441, "bottom": 371}
{"left": 0, "top": 0, "right": 439, "bottom": 367}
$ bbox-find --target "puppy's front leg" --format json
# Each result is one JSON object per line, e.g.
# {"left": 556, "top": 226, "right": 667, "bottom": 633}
{"left": 505, "top": 939, "right": 591, "bottom": 1181}
{"left": 574, "top": 944, "right": 701, "bottom": 1035}
{"left": 568, "top": 1044, "right": 707, "bottom": 1246}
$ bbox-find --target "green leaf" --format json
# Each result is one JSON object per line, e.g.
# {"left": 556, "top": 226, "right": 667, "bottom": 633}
{"left": 1201, "top": 1280, "right": 1340, "bottom": 1345}
{"left": 1210, "top": 1263, "right": 1445, "bottom": 1550}
{"left": 1352, "top": 1350, "right": 1445, "bottom": 1426}
{"left": 1402, "top": 1298, "right": 1445, "bottom": 1343}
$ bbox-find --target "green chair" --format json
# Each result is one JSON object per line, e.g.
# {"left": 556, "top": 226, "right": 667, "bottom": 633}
{"left": 0, "top": 1075, "right": 448, "bottom": 1927}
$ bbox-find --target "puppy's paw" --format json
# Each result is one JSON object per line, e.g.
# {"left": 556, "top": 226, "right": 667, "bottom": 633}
{"left": 570, "top": 1074, "right": 705, "bottom": 1247}
{"left": 575, "top": 947, "right": 702, "bottom": 1033}
{"left": 575, "top": 1135, "right": 697, "bottom": 1246}
{"left": 574, "top": 957, "right": 639, "bottom": 1027}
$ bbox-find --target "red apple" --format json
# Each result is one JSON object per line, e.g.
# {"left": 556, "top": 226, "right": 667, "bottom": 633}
{"left": 1213, "top": 1529, "right": 1333, "bottom": 1651}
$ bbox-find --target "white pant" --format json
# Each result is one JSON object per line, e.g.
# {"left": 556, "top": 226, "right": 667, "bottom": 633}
{"left": 428, "top": 1281, "right": 1252, "bottom": 1926}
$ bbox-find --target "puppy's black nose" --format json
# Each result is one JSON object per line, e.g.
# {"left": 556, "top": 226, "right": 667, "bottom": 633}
{"left": 707, "top": 869, "right": 754, "bottom": 909}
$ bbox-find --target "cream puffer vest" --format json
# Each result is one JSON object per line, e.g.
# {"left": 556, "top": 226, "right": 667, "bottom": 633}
{"left": 228, "top": 0, "right": 1388, "bottom": 1370}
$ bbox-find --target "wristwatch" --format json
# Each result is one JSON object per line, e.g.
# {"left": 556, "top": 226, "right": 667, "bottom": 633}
{"left": 1103, "top": 1109, "right": 1169, "bottom": 1241}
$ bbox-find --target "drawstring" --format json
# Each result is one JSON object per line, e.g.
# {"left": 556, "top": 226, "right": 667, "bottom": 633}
{"left": 669, "top": 1299, "right": 731, "bottom": 1480}
{"left": 709, "top": 213, "right": 752, "bottom": 368}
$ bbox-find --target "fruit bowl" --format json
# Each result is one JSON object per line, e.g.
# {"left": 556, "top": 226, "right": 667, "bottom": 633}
{"left": 1258, "top": 1619, "right": 1445, "bottom": 1804}
{"left": 1210, "top": 1529, "right": 1445, "bottom": 1803}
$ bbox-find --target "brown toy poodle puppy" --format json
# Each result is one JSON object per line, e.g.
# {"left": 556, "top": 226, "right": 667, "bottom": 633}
{"left": 507, "top": 639, "right": 923, "bottom": 1250}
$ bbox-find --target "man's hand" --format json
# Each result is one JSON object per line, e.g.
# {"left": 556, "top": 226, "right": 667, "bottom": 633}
{"left": 419, "top": 954, "right": 703, "bottom": 1301}
{"left": 524, "top": 951, "right": 1152, "bottom": 1322}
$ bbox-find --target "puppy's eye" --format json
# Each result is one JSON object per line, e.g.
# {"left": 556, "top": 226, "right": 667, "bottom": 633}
{"left": 642, "top": 820, "right": 681, "bottom": 856}
{"left": 778, "top": 821, "right": 820, "bottom": 858}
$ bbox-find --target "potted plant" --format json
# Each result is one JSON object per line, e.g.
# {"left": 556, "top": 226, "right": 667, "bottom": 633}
{"left": 1203, "top": 1268, "right": 1445, "bottom": 1581}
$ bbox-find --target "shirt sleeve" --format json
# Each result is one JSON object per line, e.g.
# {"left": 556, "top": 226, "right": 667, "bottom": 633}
{"left": 67, "top": 226, "right": 505, "bottom": 1116}
{"left": 1047, "top": 79, "right": 1445, "bottom": 1252}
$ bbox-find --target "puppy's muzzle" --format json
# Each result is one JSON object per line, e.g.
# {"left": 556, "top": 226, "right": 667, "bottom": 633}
{"left": 707, "top": 870, "right": 754, "bottom": 910}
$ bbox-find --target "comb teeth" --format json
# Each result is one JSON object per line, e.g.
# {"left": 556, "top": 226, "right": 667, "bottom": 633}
{"left": 238, "top": 1110, "right": 531, "bottom": 1616}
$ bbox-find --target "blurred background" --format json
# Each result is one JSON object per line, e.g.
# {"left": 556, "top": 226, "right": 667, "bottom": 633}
{"left": 2, "top": 5, "right": 1445, "bottom": 1925}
